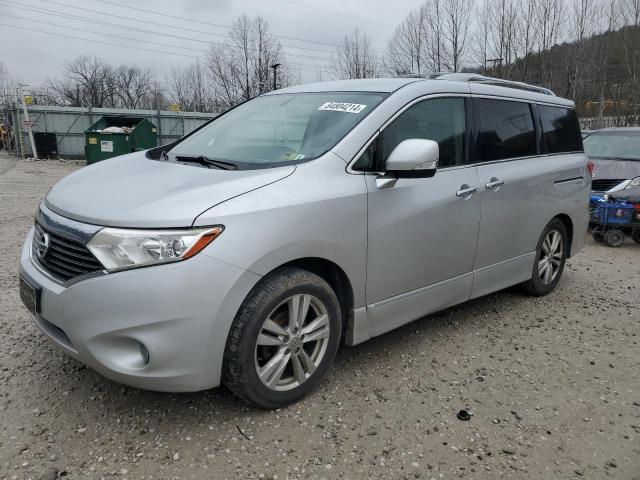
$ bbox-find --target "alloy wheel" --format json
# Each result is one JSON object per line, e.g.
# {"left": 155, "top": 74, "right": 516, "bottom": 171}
{"left": 538, "top": 230, "right": 563, "bottom": 285}
{"left": 254, "top": 294, "right": 330, "bottom": 391}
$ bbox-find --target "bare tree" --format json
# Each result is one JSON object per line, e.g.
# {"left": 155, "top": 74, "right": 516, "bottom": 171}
{"left": 594, "top": 0, "right": 621, "bottom": 126}
{"left": 15, "top": 0, "right": 639, "bottom": 125}
{"left": 68, "top": 55, "right": 116, "bottom": 107}
{"left": 33, "top": 56, "right": 168, "bottom": 110}
{"left": 488, "top": 0, "right": 519, "bottom": 78}
{"left": 534, "top": 0, "right": 566, "bottom": 82}
{"left": 205, "top": 15, "right": 286, "bottom": 108}
{"left": 442, "top": 0, "right": 473, "bottom": 71}
{"left": 332, "top": 28, "right": 378, "bottom": 79}
{"left": 385, "top": 0, "right": 447, "bottom": 75}
{"left": 40, "top": 77, "right": 81, "bottom": 107}
{"left": 621, "top": 0, "right": 640, "bottom": 118}
{"left": 472, "top": 1, "right": 492, "bottom": 73}
{"left": 387, "top": 0, "right": 472, "bottom": 75}
{"left": 425, "top": 0, "right": 447, "bottom": 72}
{"left": 564, "top": 0, "right": 599, "bottom": 99}
{"left": 0, "top": 62, "right": 14, "bottom": 110}
{"left": 165, "top": 63, "right": 215, "bottom": 112}
{"left": 114, "top": 65, "right": 155, "bottom": 109}
{"left": 44, "top": 55, "right": 116, "bottom": 107}
{"left": 512, "top": 0, "right": 539, "bottom": 81}
{"left": 385, "top": 7, "right": 429, "bottom": 75}
{"left": 147, "top": 81, "right": 168, "bottom": 111}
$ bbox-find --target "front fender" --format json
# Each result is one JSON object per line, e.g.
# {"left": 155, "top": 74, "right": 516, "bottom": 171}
{"left": 196, "top": 154, "right": 368, "bottom": 308}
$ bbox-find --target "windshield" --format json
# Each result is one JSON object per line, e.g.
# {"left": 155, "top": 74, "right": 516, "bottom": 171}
{"left": 170, "top": 92, "right": 387, "bottom": 167}
{"left": 583, "top": 131, "right": 640, "bottom": 160}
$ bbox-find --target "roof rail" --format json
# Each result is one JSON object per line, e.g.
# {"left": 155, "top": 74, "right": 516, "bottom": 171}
{"left": 396, "top": 73, "right": 443, "bottom": 79}
{"left": 398, "top": 72, "right": 555, "bottom": 96}
{"left": 433, "top": 72, "right": 556, "bottom": 96}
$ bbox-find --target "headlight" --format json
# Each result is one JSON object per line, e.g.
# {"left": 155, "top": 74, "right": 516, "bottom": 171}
{"left": 626, "top": 176, "right": 640, "bottom": 189}
{"left": 87, "top": 226, "right": 223, "bottom": 272}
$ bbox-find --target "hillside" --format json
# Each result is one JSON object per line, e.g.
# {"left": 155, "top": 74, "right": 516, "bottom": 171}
{"left": 476, "top": 25, "right": 640, "bottom": 122}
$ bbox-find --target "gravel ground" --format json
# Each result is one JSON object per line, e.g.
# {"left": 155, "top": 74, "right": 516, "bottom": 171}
{"left": 0, "top": 155, "right": 639, "bottom": 480}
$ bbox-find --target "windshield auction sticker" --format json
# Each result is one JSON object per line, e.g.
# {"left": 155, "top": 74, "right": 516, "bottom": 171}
{"left": 318, "top": 102, "right": 367, "bottom": 113}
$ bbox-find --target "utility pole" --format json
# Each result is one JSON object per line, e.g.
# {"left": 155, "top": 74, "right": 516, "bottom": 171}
{"left": 271, "top": 63, "right": 281, "bottom": 91}
{"left": 14, "top": 87, "right": 24, "bottom": 159}
{"left": 19, "top": 84, "right": 38, "bottom": 159}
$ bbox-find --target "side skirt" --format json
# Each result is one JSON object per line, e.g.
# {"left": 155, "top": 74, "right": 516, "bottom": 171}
{"left": 470, "top": 252, "right": 535, "bottom": 300}
{"left": 352, "top": 273, "right": 473, "bottom": 343}
{"left": 345, "top": 253, "right": 536, "bottom": 346}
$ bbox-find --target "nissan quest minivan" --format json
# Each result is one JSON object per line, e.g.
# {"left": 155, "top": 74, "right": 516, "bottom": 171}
{"left": 19, "top": 74, "right": 589, "bottom": 408}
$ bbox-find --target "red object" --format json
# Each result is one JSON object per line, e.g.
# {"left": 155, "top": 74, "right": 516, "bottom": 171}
{"left": 587, "top": 161, "right": 595, "bottom": 177}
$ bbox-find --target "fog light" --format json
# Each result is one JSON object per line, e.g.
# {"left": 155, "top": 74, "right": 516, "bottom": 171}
{"left": 89, "top": 337, "right": 151, "bottom": 371}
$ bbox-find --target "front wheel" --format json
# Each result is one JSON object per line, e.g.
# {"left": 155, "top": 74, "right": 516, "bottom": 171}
{"left": 522, "top": 219, "right": 568, "bottom": 296}
{"left": 222, "top": 267, "right": 341, "bottom": 408}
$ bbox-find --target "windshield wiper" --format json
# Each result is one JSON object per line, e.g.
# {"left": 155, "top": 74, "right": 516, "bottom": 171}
{"left": 174, "top": 155, "right": 238, "bottom": 170}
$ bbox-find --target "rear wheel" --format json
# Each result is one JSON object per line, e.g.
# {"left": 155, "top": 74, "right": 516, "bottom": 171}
{"left": 522, "top": 219, "right": 568, "bottom": 296}
{"left": 222, "top": 267, "right": 341, "bottom": 409}
{"left": 604, "top": 229, "right": 625, "bottom": 247}
{"left": 591, "top": 226, "right": 604, "bottom": 243}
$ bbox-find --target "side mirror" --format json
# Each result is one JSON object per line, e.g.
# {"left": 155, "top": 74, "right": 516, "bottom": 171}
{"left": 385, "top": 139, "right": 439, "bottom": 178}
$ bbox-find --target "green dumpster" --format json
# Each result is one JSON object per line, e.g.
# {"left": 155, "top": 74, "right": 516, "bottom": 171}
{"left": 84, "top": 116, "right": 157, "bottom": 164}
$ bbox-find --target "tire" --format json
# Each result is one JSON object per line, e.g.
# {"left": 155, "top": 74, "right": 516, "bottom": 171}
{"left": 222, "top": 267, "right": 342, "bottom": 409}
{"left": 591, "top": 228, "right": 604, "bottom": 243}
{"left": 522, "top": 218, "right": 568, "bottom": 296}
{"left": 631, "top": 229, "right": 640, "bottom": 244}
{"left": 604, "top": 229, "right": 625, "bottom": 247}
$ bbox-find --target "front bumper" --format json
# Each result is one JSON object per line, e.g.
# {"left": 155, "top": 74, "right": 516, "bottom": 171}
{"left": 20, "top": 227, "right": 261, "bottom": 392}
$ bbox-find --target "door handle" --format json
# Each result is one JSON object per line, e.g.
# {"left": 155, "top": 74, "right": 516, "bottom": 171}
{"left": 456, "top": 185, "right": 478, "bottom": 198}
{"left": 485, "top": 178, "right": 504, "bottom": 190}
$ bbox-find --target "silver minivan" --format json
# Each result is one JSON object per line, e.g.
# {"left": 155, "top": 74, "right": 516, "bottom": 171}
{"left": 19, "top": 74, "right": 589, "bottom": 408}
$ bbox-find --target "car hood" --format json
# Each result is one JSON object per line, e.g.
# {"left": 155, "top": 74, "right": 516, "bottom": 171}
{"left": 45, "top": 152, "right": 296, "bottom": 228}
{"left": 588, "top": 157, "right": 640, "bottom": 180}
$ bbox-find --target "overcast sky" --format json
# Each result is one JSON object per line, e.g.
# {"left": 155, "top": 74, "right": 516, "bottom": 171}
{"left": 0, "top": 0, "right": 423, "bottom": 88}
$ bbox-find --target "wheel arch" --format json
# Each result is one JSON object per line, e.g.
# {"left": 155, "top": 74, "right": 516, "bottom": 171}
{"left": 278, "top": 257, "right": 354, "bottom": 341}
{"left": 553, "top": 213, "right": 574, "bottom": 256}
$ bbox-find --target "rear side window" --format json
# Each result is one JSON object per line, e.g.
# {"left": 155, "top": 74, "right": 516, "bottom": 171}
{"left": 475, "top": 99, "right": 536, "bottom": 162}
{"left": 538, "top": 105, "right": 583, "bottom": 153}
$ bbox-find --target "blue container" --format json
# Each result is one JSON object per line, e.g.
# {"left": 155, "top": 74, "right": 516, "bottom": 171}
{"left": 590, "top": 199, "right": 635, "bottom": 226}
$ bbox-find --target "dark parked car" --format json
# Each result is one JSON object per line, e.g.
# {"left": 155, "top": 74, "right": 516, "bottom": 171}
{"left": 583, "top": 127, "right": 640, "bottom": 193}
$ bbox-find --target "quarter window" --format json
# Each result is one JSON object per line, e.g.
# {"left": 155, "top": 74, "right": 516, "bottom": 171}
{"left": 475, "top": 99, "right": 536, "bottom": 162}
{"left": 538, "top": 105, "right": 583, "bottom": 153}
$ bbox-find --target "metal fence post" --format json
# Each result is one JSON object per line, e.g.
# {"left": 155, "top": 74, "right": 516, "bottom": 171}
{"left": 156, "top": 109, "right": 162, "bottom": 146}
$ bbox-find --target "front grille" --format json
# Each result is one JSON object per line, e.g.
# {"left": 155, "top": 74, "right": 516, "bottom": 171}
{"left": 592, "top": 179, "right": 625, "bottom": 192}
{"left": 33, "top": 224, "right": 103, "bottom": 282}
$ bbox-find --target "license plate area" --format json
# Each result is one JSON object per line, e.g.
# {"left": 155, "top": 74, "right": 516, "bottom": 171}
{"left": 19, "top": 275, "right": 41, "bottom": 315}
